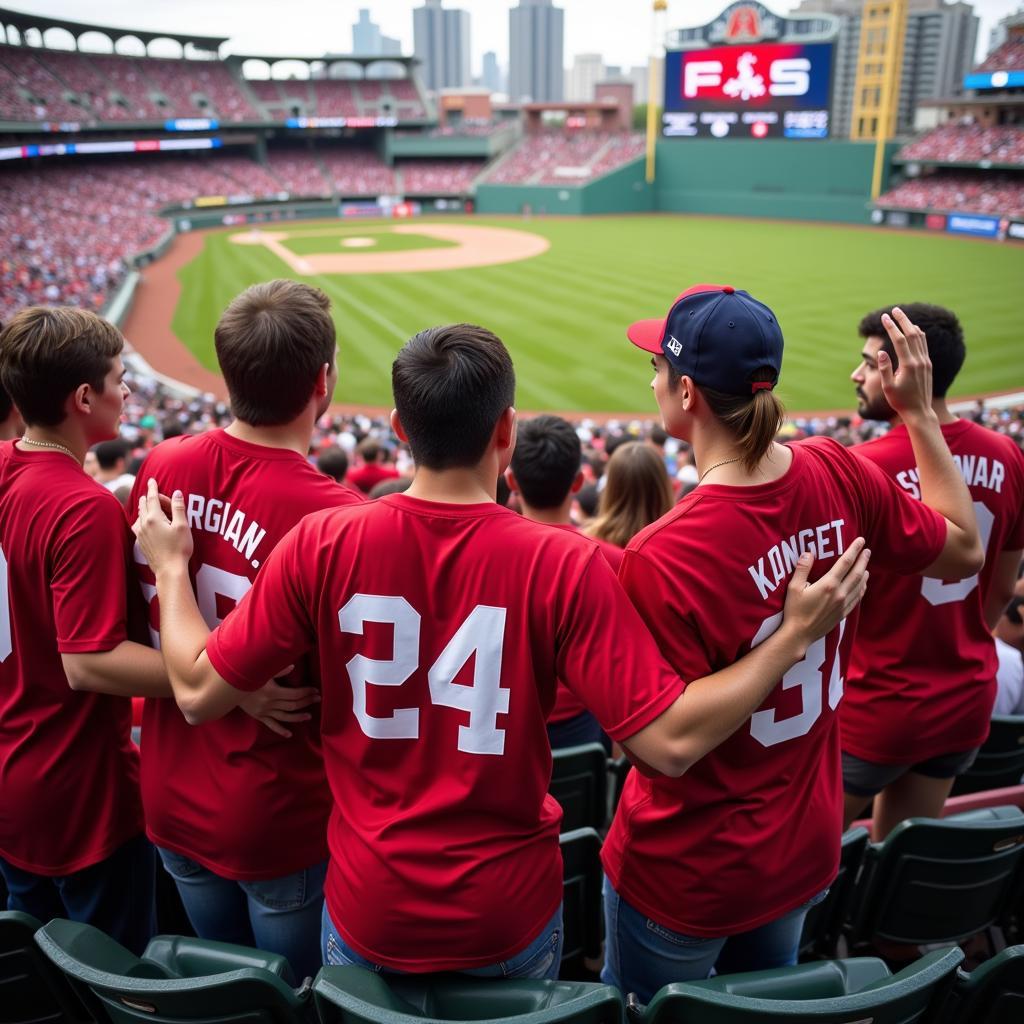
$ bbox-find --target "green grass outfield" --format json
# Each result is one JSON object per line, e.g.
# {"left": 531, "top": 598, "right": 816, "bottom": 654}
{"left": 171, "top": 215, "right": 1024, "bottom": 413}
{"left": 280, "top": 229, "right": 458, "bottom": 256}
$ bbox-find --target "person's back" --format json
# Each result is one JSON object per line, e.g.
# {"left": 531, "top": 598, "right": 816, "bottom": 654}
{"left": 842, "top": 304, "right": 1024, "bottom": 834}
{"left": 129, "top": 281, "right": 361, "bottom": 981}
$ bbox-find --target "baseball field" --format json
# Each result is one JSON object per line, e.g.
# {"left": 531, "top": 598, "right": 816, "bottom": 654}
{"left": 148, "top": 214, "right": 1024, "bottom": 414}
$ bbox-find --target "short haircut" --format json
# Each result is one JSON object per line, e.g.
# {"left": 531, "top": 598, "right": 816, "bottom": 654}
{"left": 93, "top": 438, "right": 129, "bottom": 470}
{"left": 510, "top": 414, "right": 581, "bottom": 509}
{"left": 318, "top": 445, "right": 349, "bottom": 482}
{"left": 0, "top": 307, "right": 123, "bottom": 427}
{"left": 357, "top": 437, "right": 383, "bottom": 463}
{"left": 214, "top": 280, "right": 336, "bottom": 427}
{"left": 858, "top": 303, "right": 965, "bottom": 398}
{"left": 392, "top": 324, "right": 515, "bottom": 471}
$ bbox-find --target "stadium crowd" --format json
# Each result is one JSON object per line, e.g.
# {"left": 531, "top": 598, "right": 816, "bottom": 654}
{"left": 1, "top": 280, "right": 1023, "bottom": 1005}
{"left": 897, "top": 123, "right": 1024, "bottom": 167}
{"left": 876, "top": 170, "right": 1024, "bottom": 218}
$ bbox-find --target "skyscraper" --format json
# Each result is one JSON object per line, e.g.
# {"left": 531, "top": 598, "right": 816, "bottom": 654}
{"left": 509, "top": 0, "right": 565, "bottom": 103}
{"left": 482, "top": 51, "right": 503, "bottom": 94}
{"left": 413, "top": 0, "right": 471, "bottom": 92}
{"left": 566, "top": 53, "right": 605, "bottom": 101}
{"left": 352, "top": 9, "right": 402, "bottom": 57}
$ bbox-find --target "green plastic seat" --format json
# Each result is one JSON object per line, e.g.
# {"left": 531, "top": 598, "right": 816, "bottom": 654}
{"left": 797, "top": 826, "right": 869, "bottom": 959}
{"left": 951, "top": 716, "right": 1024, "bottom": 796}
{"left": 935, "top": 944, "right": 1024, "bottom": 1024}
{"left": 847, "top": 805, "right": 1024, "bottom": 947}
{"left": 550, "top": 744, "right": 608, "bottom": 834}
{"left": 313, "top": 968, "right": 623, "bottom": 1024}
{"left": 35, "top": 918, "right": 311, "bottom": 1024}
{"left": 560, "top": 827, "right": 603, "bottom": 972}
{"left": 607, "top": 758, "right": 630, "bottom": 823}
{"left": 638, "top": 948, "right": 962, "bottom": 1024}
{"left": 0, "top": 911, "right": 98, "bottom": 1024}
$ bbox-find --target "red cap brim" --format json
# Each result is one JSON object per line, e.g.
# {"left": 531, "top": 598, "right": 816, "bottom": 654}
{"left": 626, "top": 317, "right": 667, "bottom": 354}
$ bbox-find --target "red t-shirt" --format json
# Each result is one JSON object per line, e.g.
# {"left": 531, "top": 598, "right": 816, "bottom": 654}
{"left": 130, "top": 430, "right": 363, "bottom": 880}
{"left": 347, "top": 462, "right": 399, "bottom": 494}
{"left": 206, "top": 493, "right": 683, "bottom": 971}
{"left": 842, "top": 420, "right": 1024, "bottom": 764}
{"left": 547, "top": 524, "right": 624, "bottom": 724}
{"left": 0, "top": 443, "right": 143, "bottom": 875}
{"left": 602, "top": 438, "right": 946, "bottom": 937}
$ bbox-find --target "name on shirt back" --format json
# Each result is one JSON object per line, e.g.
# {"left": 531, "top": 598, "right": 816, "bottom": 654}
{"left": 185, "top": 493, "right": 266, "bottom": 564}
{"left": 748, "top": 519, "right": 846, "bottom": 601}
{"left": 895, "top": 454, "right": 1005, "bottom": 500}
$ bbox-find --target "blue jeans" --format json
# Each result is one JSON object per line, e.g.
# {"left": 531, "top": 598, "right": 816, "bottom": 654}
{"left": 547, "top": 711, "right": 612, "bottom": 754}
{"left": 322, "top": 903, "right": 564, "bottom": 980}
{"left": 158, "top": 847, "right": 326, "bottom": 983}
{"left": 601, "top": 876, "right": 828, "bottom": 1003}
{"left": 0, "top": 834, "right": 155, "bottom": 955}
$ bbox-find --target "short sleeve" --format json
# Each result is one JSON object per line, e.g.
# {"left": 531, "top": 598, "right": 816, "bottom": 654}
{"left": 618, "top": 547, "right": 716, "bottom": 683}
{"left": 849, "top": 449, "right": 947, "bottom": 574}
{"left": 51, "top": 493, "right": 132, "bottom": 653}
{"left": 206, "top": 522, "right": 316, "bottom": 691}
{"left": 555, "top": 550, "right": 684, "bottom": 741}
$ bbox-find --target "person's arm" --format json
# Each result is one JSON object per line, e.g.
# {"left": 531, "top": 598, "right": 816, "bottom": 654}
{"left": 133, "top": 481, "right": 317, "bottom": 732}
{"left": 878, "top": 307, "right": 983, "bottom": 579}
{"left": 623, "top": 541, "right": 870, "bottom": 776}
{"left": 62, "top": 644, "right": 171, "bottom": 697}
{"left": 986, "top": 549, "right": 1023, "bottom": 631}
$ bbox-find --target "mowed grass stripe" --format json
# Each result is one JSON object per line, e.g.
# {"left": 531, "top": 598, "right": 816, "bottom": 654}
{"left": 170, "top": 217, "right": 1024, "bottom": 412}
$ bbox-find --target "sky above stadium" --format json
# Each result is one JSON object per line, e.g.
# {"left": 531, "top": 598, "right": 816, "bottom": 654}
{"left": 13, "top": 0, "right": 1021, "bottom": 73}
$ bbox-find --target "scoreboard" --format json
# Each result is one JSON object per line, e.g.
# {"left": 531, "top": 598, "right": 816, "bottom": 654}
{"left": 663, "top": 42, "right": 834, "bottom": 140}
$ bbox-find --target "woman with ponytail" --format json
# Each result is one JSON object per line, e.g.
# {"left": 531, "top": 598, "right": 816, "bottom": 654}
{"left": 600, "top": 286, "right": 984, "bottom": 999}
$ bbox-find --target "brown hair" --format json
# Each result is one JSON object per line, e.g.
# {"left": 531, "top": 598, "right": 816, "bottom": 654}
{"left": 670, "top": 363, "right": 785, "bottom": 472}
{"left": 214, "top": 280, "right": 336, "bottom": 426}
{"left": 584, "top": 441, "right": 673, "bottom": 548}
{"left": 0, "top": 307, "right": 123, "bottom": 427}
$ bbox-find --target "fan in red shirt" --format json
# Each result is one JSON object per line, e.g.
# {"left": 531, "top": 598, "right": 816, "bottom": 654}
{"left": 506, "top": 413, "right": 624, "bottom": 750}
{"left": 134, "top": 322, "right": 868, "bottom": 979}
{"left": 841, "top": 303, "right": 1024, "bottom": 837}
{"left": 602, "top": 287, "right": 984, "bottom": 1001}
{"left": 346, "top": 437, "right": 400, "bottom": 494}
{"left": 0, "top": 308, "right": 167, "bottom": 953}
{"left": 129, "top": 281, "right": 362, "bottom": 981}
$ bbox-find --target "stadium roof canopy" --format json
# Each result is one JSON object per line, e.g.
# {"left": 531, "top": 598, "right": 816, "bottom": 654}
{"left": 228, "top": 54, "right": 419, "bottom": 67}
{"left": 0, "top": 6, "right": 228, "bottom": 52}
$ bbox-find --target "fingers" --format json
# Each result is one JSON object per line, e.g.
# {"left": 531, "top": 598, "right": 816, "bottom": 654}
{"left": 880, "top": 310, "right": 910, "bottom": 367}
{"left": 824, "top": 536, "right": 866, "bottom": 581}
{"left": 790, "top": 551, "right": 814, "bottom": 591}
{"left": 257, "top": 716, "right": 292, "bottom": 739}
{"left": 170, "top": 489, "right": 187, "bottom": 528}
{"left": 890, "top": 306, "right": 926, "bottom": 361}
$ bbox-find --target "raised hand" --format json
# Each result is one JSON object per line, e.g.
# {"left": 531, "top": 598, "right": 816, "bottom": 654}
{"left": 878, "top": 307, "right": 934, "bottom": 421}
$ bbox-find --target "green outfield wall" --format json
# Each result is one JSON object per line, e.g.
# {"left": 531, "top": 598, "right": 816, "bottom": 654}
{"left": 476, "top": 140, "right": 901, "bottom": 223}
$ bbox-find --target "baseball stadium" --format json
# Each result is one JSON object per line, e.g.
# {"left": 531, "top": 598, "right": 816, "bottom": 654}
{"left": 2, "top": 0, "right": 1024, "bottom": 1018}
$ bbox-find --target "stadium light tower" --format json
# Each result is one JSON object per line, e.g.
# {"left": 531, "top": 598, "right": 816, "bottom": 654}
{"left": 646, "top": 0, "right": 668, "bottom": 184}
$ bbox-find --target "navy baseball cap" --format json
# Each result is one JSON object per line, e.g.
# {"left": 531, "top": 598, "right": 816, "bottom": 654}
{"left": 627, "top": 284, "right": 784, "bottom": 396}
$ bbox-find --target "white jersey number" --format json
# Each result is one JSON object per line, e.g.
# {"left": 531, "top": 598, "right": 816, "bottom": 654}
{"left": 134, "top": 544, "right": 252, "bottom": 644}
{"left": 0, "top": 545, "right": 11, "bottom": 662}
{"left": 920, "top": 501, "right": 994, "bottom": 607}
{"left": 749, "top": 612, "right": 847, "bottom": 748}
{"left": 339, "top": 594, "right": 510, "bottom": 755}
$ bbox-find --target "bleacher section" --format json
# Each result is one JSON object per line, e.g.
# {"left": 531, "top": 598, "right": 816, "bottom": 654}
{"left": 876, "top": 171, "right": 1024, "bottom": 218}
{"left": 320, "top": 149, "right": 396, "bottom": 195}
{"left": 898, "top": 124, "right": 1024, "bottom": 167}
{"left": 975, "top": 38, "right": 1024, "bottom": 74}
{"left": 265, "top": 148, "right": 331, "bottom": 196}
{"left": 399, "top": 159, "right": 485, "bottom": 194}
{"left": 482, "top": 132, "right": 645, "bottom": 186}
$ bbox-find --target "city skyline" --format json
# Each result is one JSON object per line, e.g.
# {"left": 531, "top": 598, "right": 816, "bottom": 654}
{"left": 13, "top": 0, "right": 1023, "bottom": 73}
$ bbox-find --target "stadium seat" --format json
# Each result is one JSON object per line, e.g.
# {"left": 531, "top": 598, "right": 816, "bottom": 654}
{"left": 935, "top": 944, "right": 1024, "bottom": 1024}
{"left": 636, "top": 948, "right": 962, "bottom": 1024}
{"left": 951, "top": 716, "right": 1024, "bottom": 795}
{"left": 798, "top": 826, "right": 869, "bottom": 959}
{"left": 0, "top": 911, "right": 98, "bottom": 1024}
{"left": 607, "top": 757, "right": 630, "bottom": 822}
{"left": 550, "top": 744, "right": 607, "bottom": 833}
{"left": 34, "top": 919, "right": 311, "bottom": 1023}
{"left": 847, "top": 806, "right": 1024, "bottom": 948}
{"left": 313, "top": 969, "right": 624, "bottom": 1024}
{"left": 559, "top": 827, "right": 603, "bottom": 973}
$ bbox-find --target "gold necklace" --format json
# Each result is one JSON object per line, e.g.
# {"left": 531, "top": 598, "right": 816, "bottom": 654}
{"left": 20, "top": 436, "right": 79, "bottom": 461}
{"left": 698, "top": 456, "right": 743, "bottom": 484}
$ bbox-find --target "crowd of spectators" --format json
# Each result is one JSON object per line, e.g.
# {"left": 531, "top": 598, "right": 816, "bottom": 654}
{"left": 105, "top": 361, "right": 1024, "bottom": 516}
{"left": 876, "top": 171, "right": 1024, "bottom": 218}
{"left": 897, "top": 123, "right": 1024, "bottom": 167}
{"left": 398, "top": 159, "right": 484, "bottom": 194}
{"left": 486, "top": 131, "right": 645, "bottom": 186}
{"left": 974, "top": 37, "right": 1024, "bottom": 74}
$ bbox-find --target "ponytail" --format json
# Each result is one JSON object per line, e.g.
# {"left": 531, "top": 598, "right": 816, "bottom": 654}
{"left": 700, "top": 368, "right": 785, "bottom": 472}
